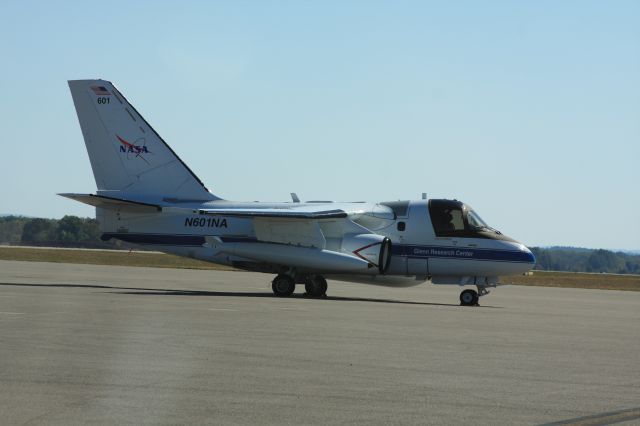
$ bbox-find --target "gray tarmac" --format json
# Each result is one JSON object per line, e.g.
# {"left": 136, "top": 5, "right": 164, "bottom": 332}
{"left": 0, "top": 260, "right": 639, "bottom": 425}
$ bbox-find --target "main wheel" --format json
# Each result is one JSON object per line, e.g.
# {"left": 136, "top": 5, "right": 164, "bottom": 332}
{"left": 460, "top": 289, "right": 479, "bottom": 306}
{"left": 272, "top": 274, "right": 295, "bottom": 297}
{"left": 304, "top": 275, "right": 328, "bottom": 298}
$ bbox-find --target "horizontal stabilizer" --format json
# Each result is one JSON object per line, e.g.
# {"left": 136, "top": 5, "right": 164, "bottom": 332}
{"left": 58, "top": 193, "right": 161, "bottom": 213}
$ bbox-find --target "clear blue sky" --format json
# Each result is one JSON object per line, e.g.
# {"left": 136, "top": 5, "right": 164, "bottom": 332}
{"left": 0, "top": 1, "right": 638, "bottom": 250}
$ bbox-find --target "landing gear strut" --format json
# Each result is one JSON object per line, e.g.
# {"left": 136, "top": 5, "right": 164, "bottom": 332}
{"left": 272, "top": 274, "right": 295, "bottom": 297}
{"left": 304, "top": 275, "right": 328, "bottom": 298}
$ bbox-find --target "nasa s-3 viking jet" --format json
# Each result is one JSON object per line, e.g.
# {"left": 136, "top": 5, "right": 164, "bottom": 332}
{"left": 61, "top": 79, "right": 535, "bottom": 306}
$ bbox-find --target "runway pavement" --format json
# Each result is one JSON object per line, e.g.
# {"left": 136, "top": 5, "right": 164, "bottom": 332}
{"left": 0, "top": 260, "right": 638, "bottom": 425}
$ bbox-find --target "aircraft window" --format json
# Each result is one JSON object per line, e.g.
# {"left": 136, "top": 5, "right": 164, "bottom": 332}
{"left": 429, "top": 199, "right": 465, "bottom": 235}
{"left": 467, "top": 209, "right": 488, "bottom": 230}
{"left": 428, "top": 199, "right": 513, "bottom": 240}
{"left": 428, "top": 199, "right": 510, "bottom": 240}
{"left": 397, "top": 221, "right": 406, "bottom": 231}
{"left": 381, "top": 201, "right": 409, "bottom": 218}
{"left": 450, "top": 210, "right": 464, "bottom": 230}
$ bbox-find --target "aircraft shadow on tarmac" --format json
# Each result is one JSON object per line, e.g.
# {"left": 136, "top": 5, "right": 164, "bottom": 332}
{"left": 0, "top": 282, "right": 501, "bottom": 308}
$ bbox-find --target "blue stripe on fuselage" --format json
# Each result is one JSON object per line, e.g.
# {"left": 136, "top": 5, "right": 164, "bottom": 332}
{"left": 102, "top": 233, "right": 535, "bottom": 264}
{"left": 102, "top": 233, "right": 205, "bottom": 246}
{"left": 392, "top": 244, "right": 535, "bottom": 263}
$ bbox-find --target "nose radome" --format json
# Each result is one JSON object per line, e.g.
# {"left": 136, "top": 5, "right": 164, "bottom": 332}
{"left": 521, "top": 244, "right": 536, "bottom": 264}
{"left": 503, "top": 241, "right": 536, "bottom": 269}
{"left": 515, "top": 243, "right": 536, "bottom": 269}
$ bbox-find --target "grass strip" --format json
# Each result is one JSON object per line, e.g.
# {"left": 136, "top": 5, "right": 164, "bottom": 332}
{"left": 0, "top": 246, "right": 231, "bottom": 271}
{"left": 506, "top": 270, "right": 640, "bottom": 291}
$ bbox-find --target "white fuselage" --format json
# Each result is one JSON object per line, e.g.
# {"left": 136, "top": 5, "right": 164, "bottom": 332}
{"left": 97, "top": 199, "right": 535, "bottom": 288}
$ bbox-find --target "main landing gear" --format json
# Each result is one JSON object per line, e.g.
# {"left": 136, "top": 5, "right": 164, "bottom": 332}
{"left": 271, "top": 274, "right": 296, "bottom": 297}
{"left": 459, "top": 285, "right": 491, "bottom": 306}
{"left": 271, "top": 274, "right": 328, "bottom": 298}
{"left": 304, "top": 275, "right": 327, "bottom": 298}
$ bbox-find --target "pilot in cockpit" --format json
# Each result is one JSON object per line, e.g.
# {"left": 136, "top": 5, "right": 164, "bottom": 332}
{"left": 434, "top": 209, "right": 455, "bottom": 231}
{"left": 443, "top": 210, "right": 455, "bottom": 231}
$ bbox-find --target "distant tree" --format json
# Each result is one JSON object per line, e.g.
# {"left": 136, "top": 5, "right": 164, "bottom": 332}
{"left": 0, "top": 216, "right": 28, "bottom": 244}
{"left": 531, "top": 248, "right": 552, "bottom": 270}
{"left": 531, "top": 247, "right": 639, "bottom": 274}
{"left": 21, "top": 218, "right": 57, "bottom": 244}
{"left": 81, "top": 218, "right": 102, "bottom": 242}
{"left": 56, "top": 215, "right": 85, "bottom": 242}
{"left": 586, "top": 249, "right": 624, "bottom": 273}
{"left": 626, "top": 260, "right": 640, "bottom": 274}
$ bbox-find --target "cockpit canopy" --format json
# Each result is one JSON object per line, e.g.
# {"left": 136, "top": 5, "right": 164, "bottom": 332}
{"left": 428, "top": 199, "right": 512, "bottom": 240}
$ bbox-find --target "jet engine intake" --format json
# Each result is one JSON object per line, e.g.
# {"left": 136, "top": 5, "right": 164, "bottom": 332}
{"left": 341, "top": 234, "right": 392, "bottom": 274}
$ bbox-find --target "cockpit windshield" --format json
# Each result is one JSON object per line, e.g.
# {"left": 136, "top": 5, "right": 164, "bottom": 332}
{"left": 428, "top": 199, "right": 506, "bottom": 239}
{"left": 466, "top": 209, "right": 488, "bottom": 230}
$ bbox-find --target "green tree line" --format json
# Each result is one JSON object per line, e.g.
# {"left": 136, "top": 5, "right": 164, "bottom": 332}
{"left": 531, "top": 247, "right": 640, "bottom": 274}
{"left": 0, "top": 215, "right": 123, "bottom": 249}
{"left": 1, "top": 215, "right": 639, "bottom": 274}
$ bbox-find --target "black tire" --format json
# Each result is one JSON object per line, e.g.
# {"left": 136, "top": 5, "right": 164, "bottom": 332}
{"left": 272, "top": 274, "right": 295, "bottom": 297}
{"left": 304, "top": 275, "right": 328, "bottom": 298}
{"left": 460, "top": 289, "right": 479, "bottom": 306}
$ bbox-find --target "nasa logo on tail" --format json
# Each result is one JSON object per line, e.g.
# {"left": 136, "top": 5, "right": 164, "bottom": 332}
{"left": 116, "top": 135, "right": 152, "bottom": 164}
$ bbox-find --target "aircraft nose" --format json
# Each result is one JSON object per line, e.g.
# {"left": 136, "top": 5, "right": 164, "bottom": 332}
{"left": 498, "top": 240, "right": 536, "bottom": 275}
{"left": 516, "top": 243, "right": 536, "bottom": 270}
{"left": 521, "top": 244, "right": 535, "bottom": 264}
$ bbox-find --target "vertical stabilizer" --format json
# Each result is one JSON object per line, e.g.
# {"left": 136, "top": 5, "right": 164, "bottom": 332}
{"left": 68, "top": 79, "right": 218, "bottom": 201}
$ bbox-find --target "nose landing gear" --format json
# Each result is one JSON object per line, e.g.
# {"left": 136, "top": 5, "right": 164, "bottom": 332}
{"left": 459, "top": 285, "right": 491, "bottom": 306}
{"left": 459, "top": 289, "right": 479, "bottom": 306}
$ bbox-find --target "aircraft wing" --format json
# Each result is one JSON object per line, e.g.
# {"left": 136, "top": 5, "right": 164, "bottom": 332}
{"left": 200, "top": 206, "right": 366, "bottom": 249}
{"left": 198, "top": 207, "right": 347, "bottom": 219}
{"left": 58, "top": 193, "right": 162, "bottom": 213}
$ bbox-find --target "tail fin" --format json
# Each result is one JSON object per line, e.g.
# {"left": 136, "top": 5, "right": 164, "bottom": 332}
{"left": 68, "top": 79, "right": 218, "bottom": 201}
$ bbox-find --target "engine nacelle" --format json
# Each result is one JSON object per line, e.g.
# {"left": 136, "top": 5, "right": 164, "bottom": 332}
{"left": 341, "top": 233, "right": 392, "bottom": 274}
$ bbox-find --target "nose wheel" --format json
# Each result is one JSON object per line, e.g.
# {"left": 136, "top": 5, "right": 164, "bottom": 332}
{"left": 460, "top": 289, "right": 479, "bottom": 306}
